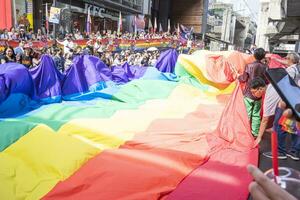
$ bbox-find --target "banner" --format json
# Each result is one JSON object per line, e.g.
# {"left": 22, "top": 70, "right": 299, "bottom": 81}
{"left": 49, "top": 7, "right": 61, "bottom": 24}
{"left": 0, "top": 40, "right": 53, "bottom": 50}
{"left": 26, "top": 0, "right": 33, "bottom": 28}
{"left": 0, "top": 38, "right": 192, "bottom": 52}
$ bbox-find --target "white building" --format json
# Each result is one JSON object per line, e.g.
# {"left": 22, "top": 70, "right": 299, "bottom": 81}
{"left": 255, "top": 0, "right": 271, "bottom": 50}
{"left": 234, "top": 16, "right": 256, "bottom": 49}
{"left": 208, "top": 2, "right": 235, "bottom": 43}
{"left": 207, "top": 1, "right": 257, "bottom": 50}
{"left": 256, "top": 0, "right": 300, "bottom": 53}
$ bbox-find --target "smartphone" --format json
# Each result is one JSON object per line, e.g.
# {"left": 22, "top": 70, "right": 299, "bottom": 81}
{"left": 265, "top": 68, "right": 300, "bottom": 121}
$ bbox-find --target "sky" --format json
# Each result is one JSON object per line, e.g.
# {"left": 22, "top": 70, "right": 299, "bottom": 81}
{"left": 216, "top": 0, "right": 260, "bottom": 22}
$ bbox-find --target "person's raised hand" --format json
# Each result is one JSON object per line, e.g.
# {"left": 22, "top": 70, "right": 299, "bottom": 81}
{"left": 247, "top": 165, "right": 297, "bottom": 200}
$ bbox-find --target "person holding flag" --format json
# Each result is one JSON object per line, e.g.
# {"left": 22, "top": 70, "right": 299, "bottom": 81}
{"left": 159, "top": 23, "right": 163, "bottom": 33}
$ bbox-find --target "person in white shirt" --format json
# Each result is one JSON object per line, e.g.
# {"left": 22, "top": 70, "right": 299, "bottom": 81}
{"left": 62, "top": 37, "right": 75, "bottom": 55}
{"left": 113, "top": 53, "right": 121, "bottom": 66}
{"left": 187, "top": 39, "right": 193, "bottom": 49}
{"left": 94, "top": 40, "right": 100, "bottom": 52}
{"left": 254, "top": 52, "right": 300, "bottom": 147}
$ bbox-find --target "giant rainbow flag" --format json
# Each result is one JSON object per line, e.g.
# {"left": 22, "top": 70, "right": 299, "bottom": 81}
{"left": 0, "top": 50, "right": 258, "bottom": 200}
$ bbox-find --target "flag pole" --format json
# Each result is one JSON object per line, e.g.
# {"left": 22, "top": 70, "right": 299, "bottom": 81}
{"left": 168, "top": 19, "right": 170, "bottom": 34}
{"left": 154, "top": 17, "right": 157, "bottom": 33}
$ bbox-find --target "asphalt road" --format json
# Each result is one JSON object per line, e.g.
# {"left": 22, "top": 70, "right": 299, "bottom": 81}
{"left": 248, "top": 132, "right": 300, "bottom": 199}
{"left": 259, "top": 132, "right": 300, "bottom": 172}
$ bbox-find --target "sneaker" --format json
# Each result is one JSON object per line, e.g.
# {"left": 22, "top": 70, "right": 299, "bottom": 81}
{"left": 286, "top": 152, "right": 300, "bottom": 161}
{"left": 263, "top": 151, "right": 287, "bottom": 159}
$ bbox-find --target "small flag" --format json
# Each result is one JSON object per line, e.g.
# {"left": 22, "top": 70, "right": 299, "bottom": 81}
{"left": 154, "top": 17, "right": 157, "bottom": 33}
{"left": 117, "top": 12, "right": 122, "bottom": 34}
{"left": 168, "top": 19, "right": 171, "bottom": 33}
{"left": 86, "top": 7, "right": 92, "bottom": 34}
{"left": 148, "top": 18, "right": 153, "bottom": 32}
{"left": 134, "top": 15, "right": 138, "bottom": 35}
{"left": 159, "top": 23, "right": 163, "bottom": 32}
{"left": 45, "top": 4, "right": 49, "bottom": 34}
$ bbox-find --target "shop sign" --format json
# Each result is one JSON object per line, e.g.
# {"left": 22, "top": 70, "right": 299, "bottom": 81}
{"left": 49, "top": 7, "right": 61, "bottom": 24}
{"left": 84, "top": 3, "right": 105, "bottom": 18}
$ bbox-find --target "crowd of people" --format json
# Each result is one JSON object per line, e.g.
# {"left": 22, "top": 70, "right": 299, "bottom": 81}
{"left": 238, "top": 48, "right": 300, "bottom": 200}
{"left": 0, "top": 27, "right": 184, "bottom": 42}
{"left": 0, "top": 40, "right": 162, "bottom": 72}
{"left": 238, "top": 48, "right": 300, "bottom": 157}
{"left": 0, "top": 28, "right": 182, "bottom": 71}
{"left": 0, "top": 27, "right": 196, "bottom": 71}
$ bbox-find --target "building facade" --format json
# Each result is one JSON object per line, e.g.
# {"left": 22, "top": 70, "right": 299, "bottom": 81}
{"left": 151, "top": 0, "right": 205, "bottom": 33}
{"left": 256, "top": 0, "right": 300, "bottom": 53}
{"left": 0, "top": 0, "right": 151, "bottom": 33}
{"left": 207, "top": 2, "right": 235, "bottom": 44}
{"left": 234, "top": 16, "right": 257, "bottom": 50}
{"left": 0, "top": 0, "right": 33, "bottom": 30}
{"left": 255, "top": 0, "right": 271, "bottom": 50}
{"left": 36, "top": 0, "right": 151, "bottom": 34}
{"left": 206, "top": 0, "right": 257, "bottom": 51}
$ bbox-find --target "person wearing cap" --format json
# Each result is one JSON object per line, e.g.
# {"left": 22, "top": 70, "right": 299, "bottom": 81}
{"left": 19, "top": 28, "right": 28, "bottom": 41}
